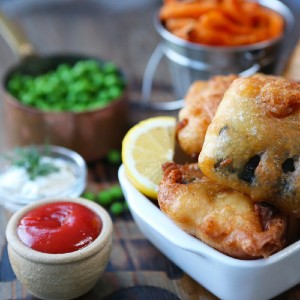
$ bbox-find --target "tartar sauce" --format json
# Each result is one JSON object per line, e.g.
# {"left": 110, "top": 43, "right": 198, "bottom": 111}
{"left": 0, "top": 157, "right": 77, "bottom": 200}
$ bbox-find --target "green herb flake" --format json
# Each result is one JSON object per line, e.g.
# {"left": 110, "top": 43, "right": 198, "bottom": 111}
{"left": 5, "top": 147, "right": 59, "bottom": 181}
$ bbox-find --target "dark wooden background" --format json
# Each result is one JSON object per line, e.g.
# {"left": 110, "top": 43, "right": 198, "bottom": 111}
{"left": 0, "top": 0, "right": 299, "bottom": 299}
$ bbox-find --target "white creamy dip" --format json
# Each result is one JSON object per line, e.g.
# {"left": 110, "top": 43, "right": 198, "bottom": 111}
{"left": 0, "top": 157, "right": 77, "bottom": 201}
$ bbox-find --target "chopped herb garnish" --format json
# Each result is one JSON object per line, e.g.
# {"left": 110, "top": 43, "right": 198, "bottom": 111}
{"left": 4, "top": 147, "right": 59, "bottom": 180}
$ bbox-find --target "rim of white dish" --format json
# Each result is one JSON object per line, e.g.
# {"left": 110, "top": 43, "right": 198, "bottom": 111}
{"left": 5, "top": 197, "right": 113, "bottom": 264}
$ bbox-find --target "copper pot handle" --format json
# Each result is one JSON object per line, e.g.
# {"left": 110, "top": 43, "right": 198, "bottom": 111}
{"left": 0, "top": 10, "right": 36, "bottom": 59}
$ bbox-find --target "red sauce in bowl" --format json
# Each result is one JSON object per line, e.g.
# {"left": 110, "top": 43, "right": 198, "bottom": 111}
{"left": 17, "top": 202, "right": 102, "bottom": 254}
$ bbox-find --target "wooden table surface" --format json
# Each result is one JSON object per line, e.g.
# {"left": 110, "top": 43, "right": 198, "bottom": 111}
{"left": 0, "top": 1, "right": 300, "bottom": 299}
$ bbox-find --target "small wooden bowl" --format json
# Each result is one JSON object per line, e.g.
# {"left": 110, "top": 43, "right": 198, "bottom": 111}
{"left": 6, "top": 197, "right": 113, "bottom": 300}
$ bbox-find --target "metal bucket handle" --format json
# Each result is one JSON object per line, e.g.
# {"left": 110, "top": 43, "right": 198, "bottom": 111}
{"left": 141, "top": 43, "right": 262, "bottom": 111}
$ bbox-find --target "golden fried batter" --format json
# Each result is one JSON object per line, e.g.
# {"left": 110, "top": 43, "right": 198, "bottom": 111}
{"left": 176, "top": 75, "right": 238, "bottom": 158}
{"left": 158, "top": 162, "right": 287, "bottom": 259}
{"left": 198, "top": 74, "right": 300, "bottom": 216}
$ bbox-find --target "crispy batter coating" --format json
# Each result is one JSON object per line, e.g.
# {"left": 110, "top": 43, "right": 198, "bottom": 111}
{"left": 176, "top": 75, "right": 238, "bottom": 158}
{"left": 158, "top": 162, "right": 287, "bottom": 259}
{"left": 198, "top": 74, "right": 300, "bottom": 216}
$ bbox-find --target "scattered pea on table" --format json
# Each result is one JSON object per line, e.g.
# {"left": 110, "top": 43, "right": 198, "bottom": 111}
{"left": 106, "top": 149, "right": 122, "bottom": 164}
{"left": 82, "top": 184, "right": 128, "bottom": 216}
{"left": 110, "top": 201, "right": 125, "bottom": 216}
{"left": 97, "top": 190, "right": 114, "bottom": 207}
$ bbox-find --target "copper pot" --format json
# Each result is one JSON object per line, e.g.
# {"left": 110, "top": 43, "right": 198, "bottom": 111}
{"left": 0, "top": 12, "right": 128, "bottom": 162}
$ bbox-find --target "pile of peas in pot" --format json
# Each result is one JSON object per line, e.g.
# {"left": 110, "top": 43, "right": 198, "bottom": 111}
{"left": 7, "top": 60, "right": 126, "bottom": 112}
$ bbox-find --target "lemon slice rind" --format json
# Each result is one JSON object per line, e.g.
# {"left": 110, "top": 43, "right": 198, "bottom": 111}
{"left": 122, "top": 116, "right": 176, "bottom": 199}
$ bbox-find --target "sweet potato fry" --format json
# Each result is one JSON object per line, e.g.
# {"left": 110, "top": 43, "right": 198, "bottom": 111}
{"left": 221, "top": 0, "right": 259, "bottom": 26}
{"left": 165, "top": 18, "right": 196, "bottom": 40}
{"left": 200, "top": 10, "right": 253, "bottom": 35}
{"left": 159, "top": 0, "right": 285, "bottom": 46}
{"left": 165, "top": 18, "right": 196, "bottom": 31}
{"left": 261, "top": 8, "right": 285, "bottom": 40}
{"left": 189, "top": 18, "right": 269, "bottom": 46}
{"left": 159, "top": 2, "right": 216, "bottom": 20}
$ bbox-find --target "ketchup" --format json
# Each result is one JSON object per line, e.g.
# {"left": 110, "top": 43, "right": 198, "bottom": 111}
{"left": 17, "top": 202, "right": 102, "bottom": 254}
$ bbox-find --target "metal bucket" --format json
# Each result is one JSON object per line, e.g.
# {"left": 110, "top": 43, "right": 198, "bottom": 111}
{"left": 142, "top": 0, "right": 295, "bottom": 110}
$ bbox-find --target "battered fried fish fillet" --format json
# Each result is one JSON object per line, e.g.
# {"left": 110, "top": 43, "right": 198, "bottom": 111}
{"left": 176, "top": 74, "right": 238, "bottom": 158}
{"left": 198, "top": 74, "right": 300, "bottom": 216}
{"left": 158, "top": 162, "right": 287, "bottom": 259}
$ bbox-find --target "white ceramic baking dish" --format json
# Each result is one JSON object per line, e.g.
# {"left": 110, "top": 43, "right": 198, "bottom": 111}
{"left": 118, "top": 164, "right": 300, "bottom": 300}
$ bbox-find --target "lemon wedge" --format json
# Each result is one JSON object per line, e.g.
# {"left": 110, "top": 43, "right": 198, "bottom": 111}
{"left": 122, "top": 116, "right": 176, "bottom": 199}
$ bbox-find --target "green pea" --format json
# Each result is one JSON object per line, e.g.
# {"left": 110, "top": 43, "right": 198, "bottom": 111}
{"left": 82, "top": 191, "right": 96, "bottom": 201}
{"left": 102, "top": 62, "right": 118, "bottom": 74}
{"left": 66, "top": 92, "right": 77, "bottom": 103}
{"left": 107, "top": 149, "right": 121, "bottom": 164}
{"left": 7, "top": 78, "right": 21, "bottom": 93}
{"left": 98, "top": 91, "right": 109, "bottom": 102}
{"left": 46, "top": 94, "right": 58, "bottom": 104}
{"left": 84, "top": 60, "right": 100, "bottom": 72}
{"left": 57, "top": 63, "right": 71, "bottom": 73}
{"left": 73, "top": 61, "right": 89, "bottom": 77}
{"left": 59, "top": 69, "right": 73, "bottom": 82}
{"left": 109, "top": 201, "right": 124, "bottom": 216}
{"left": 108, "top": 185, "right": 123, "bottom": 199}
{"left": 76, "top": 92, "right": 89, "bottom": 103}
{"left": 103, "top": 74, "right": 120, "bottom": 87}
{"left": 107, "top": 86, "right": 122, "bottom": 99}
{"left": 97, "top": 191, "right": 114, "bottom": 206}
{"left": 20, "top": 93, "right": 36, "bottom": 105}
{"left": 92, "top": 74, "right": 104, "bottom": 86}
{"left": 72, "top": 80, "right": 89, "bottom": 93}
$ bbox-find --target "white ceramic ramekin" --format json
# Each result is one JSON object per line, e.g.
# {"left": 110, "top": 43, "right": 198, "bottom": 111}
{"left": 119, "top": 164, "right": 300, "bottom": 300}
